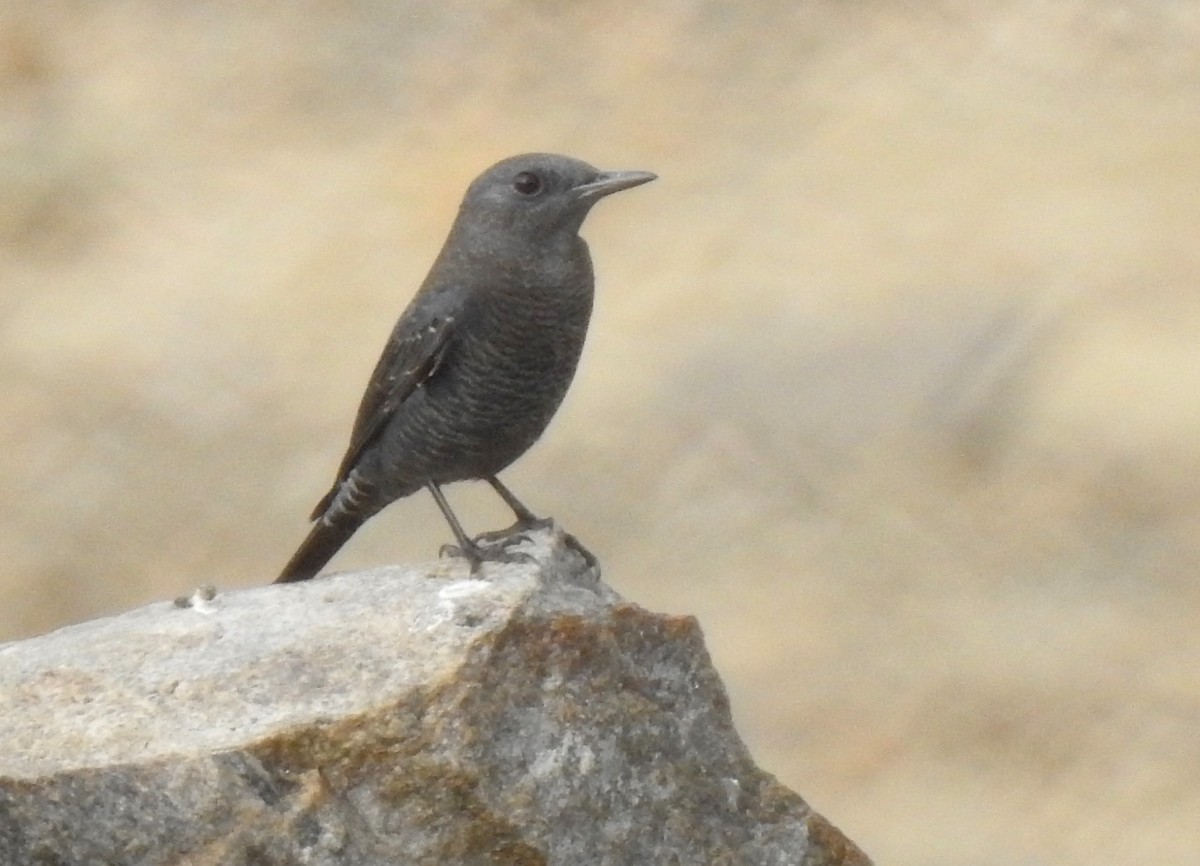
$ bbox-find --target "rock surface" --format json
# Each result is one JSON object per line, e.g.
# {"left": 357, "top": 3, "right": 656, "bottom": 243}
{"left": 0, "top": 528, "right": 870, "bottom": 866}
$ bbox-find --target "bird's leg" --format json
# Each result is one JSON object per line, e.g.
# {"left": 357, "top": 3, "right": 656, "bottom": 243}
{"left": 427, "top": 481, "right": 482, "bottom": 569}
{"left": 486, "top": 475, "right": 550, "bottom": 528}
{"left": 471, "top": 475, "right": 552, "bottom": 545}
{"left": 427, "top": 481, "right": 533, "bottom": 571}
{"left": 476, "top": 475, "right": 599, "bottom": 572}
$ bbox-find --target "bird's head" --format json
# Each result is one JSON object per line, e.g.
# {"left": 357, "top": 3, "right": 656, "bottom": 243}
{"left": 454, "top": 153, "right": 656, "bottom": 248}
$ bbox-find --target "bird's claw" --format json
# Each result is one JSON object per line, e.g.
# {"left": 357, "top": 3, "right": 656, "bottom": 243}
{"left": 479, "top": 523, "right": 599, "bottom": 575}
{"left": 560, "top": 530, "right": 600, "bottom": 574}
{"left": 471, "top": 516, "right": 554, "bottom": 547}
{"left": 439, "top": 540, "right": 535, "bottom": 573}
{"left": 441, "top": 518, "right": 598, "bottom": 576}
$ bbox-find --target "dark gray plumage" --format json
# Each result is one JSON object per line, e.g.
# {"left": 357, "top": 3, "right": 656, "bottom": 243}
{"left": 276, "top": 153, "right": 655, "bottom": 583}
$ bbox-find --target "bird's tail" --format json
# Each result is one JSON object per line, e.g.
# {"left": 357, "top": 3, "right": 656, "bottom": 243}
{"left": 276, "top": 472, "right": 386, "bottom": 583}
{"left": 275, "top": 516, "right": 360, "bottom": 583}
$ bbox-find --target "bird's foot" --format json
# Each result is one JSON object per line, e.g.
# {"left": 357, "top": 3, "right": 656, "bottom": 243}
{"left": 476, "top": 519, "right": 599, "bottom": 576}
{"left": 438, "top": 540, "right": 535, "bottom": 573}
{"left": 442, "top": 520, "right": 600, "bottom": 577}
{"left": 471, "top": 516, "right": 554, "bottom": 547}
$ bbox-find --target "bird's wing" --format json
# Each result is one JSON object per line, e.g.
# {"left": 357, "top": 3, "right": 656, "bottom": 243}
{"left": 311, "top": 288, "right": 463, "bottom": 519}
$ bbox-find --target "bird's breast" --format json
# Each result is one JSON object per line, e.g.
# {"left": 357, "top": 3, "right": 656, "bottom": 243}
{"left": 375, "top": 253, "right": 597, "bottom": 485}
{"left": 454, "top": 280, "right": 593, "bottom": 411}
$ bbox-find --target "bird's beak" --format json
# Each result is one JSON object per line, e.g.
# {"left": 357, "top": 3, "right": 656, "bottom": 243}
{"left": 574, "top": 169, "right": 657, "bottom": 201}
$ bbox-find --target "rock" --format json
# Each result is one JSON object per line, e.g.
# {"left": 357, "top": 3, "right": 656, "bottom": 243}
{"left": 0, "top": 527, "right": 871, "bottom": 866}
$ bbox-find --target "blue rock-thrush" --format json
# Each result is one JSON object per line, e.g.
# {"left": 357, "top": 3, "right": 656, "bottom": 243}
{"left": 276, "top": 153, "right": 655, "bottom": 582}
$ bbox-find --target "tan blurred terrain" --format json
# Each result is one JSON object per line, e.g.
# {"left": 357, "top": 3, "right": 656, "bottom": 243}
{"left": 2, "top": 2, "right": 1199, "bottom": 863}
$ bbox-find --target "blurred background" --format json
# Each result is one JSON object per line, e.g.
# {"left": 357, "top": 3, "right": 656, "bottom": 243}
{"left": 2, "top": 1, "right": 1199, "bottom": 863}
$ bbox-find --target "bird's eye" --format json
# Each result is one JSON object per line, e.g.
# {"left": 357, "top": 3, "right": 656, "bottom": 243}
{"left": 512, "top": 171, "right": 543, "bottom": 196}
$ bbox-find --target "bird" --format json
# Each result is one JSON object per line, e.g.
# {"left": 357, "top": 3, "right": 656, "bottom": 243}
{"left": 275, "top": 153, "right": 655, "bottom": 583}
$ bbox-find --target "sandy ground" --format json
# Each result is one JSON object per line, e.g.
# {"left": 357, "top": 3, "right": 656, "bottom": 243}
{"left": 2, "top": 2, "right": 1199, "bottom": 863}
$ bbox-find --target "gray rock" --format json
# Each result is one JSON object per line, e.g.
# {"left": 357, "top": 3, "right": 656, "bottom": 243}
{"left": 0, "top": 528, "right": 871, "bottom": 866}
